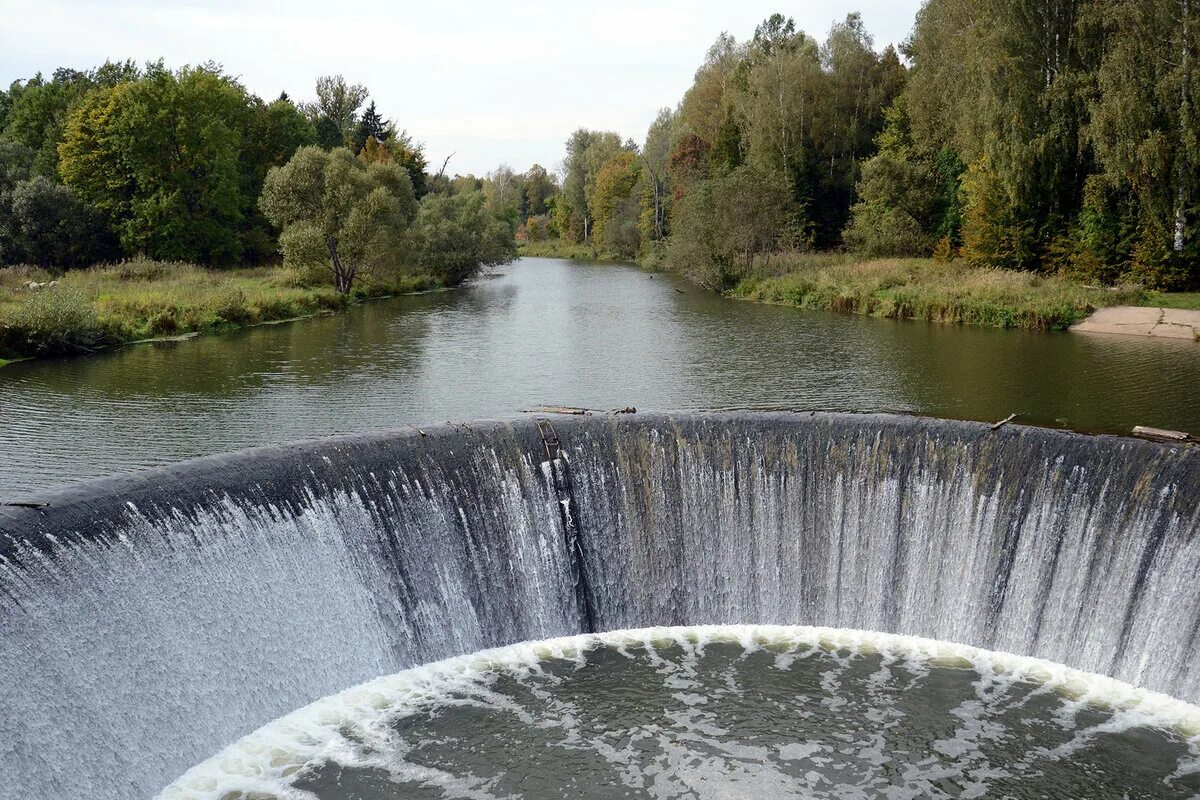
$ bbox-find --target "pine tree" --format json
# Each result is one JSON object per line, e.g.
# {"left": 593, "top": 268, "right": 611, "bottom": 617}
{"left": 353, "top": 101, "right": 388, "bottom": 154}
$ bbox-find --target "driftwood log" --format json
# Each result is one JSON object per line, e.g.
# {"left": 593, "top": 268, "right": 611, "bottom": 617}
{"left": 1132, "top": 426, "right": 1197, "bottom": 443}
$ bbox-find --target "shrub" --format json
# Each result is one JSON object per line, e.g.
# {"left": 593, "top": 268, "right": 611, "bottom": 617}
{"left": 0, "top": 287, "right": 105, "bottom": 356}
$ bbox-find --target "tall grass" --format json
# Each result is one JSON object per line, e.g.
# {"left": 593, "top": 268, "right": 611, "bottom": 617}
{"left": 0, "top": 258, "right": 441, "bottom": 360}
{"left": 730, "top": 255, "right": 1153, "bottom": 330}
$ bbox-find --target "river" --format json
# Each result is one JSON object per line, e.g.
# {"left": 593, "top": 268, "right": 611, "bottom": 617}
{"left": 1, "top": 257, "right": 1197, "bottom": 497}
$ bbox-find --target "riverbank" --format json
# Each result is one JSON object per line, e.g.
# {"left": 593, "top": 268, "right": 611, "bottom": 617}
{"left": 0, "top": 260, "right": 440, "bottom": 362}
{"left": 729, "top": 255, "right": 1199, "bottom": 331}
{"left": 518, "top": 239, "right": 609, "bottom": 261}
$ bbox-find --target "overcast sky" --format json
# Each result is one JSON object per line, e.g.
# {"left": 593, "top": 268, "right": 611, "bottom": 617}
{"left": 1, "top": 0, "right": 925, "bottom": 177}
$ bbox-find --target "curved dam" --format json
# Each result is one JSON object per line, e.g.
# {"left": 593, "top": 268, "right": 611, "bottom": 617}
{"left": 1, "top": 411, "right": 1198, "bottom": 800}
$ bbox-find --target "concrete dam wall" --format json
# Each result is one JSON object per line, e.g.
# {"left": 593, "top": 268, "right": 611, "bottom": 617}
{"left": 1, "top": 412, "right": 1197, "bottom": 800}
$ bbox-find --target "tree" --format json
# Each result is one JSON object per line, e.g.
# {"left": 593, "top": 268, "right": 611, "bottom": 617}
{"left": 58, "top": 64, "right": 253, "bottom": 264}
{"left": 638, "top": 108, "right": 677, "bottom": 242}
{"left": 409, "top": 191, "right": 516, "bottom": 285}
{"left": 665, "top": 165, "right": 791, "bottom": 289}
{"left": 843, "top": 97, "right": 944, "bottom": 256}
{"left": 0, "top": 141, "right": 33, "bottom": 262}
{"left": 7, "top": 176, "right": 113, "bottom": 267}
{"left": 590, "top": 152, "right": 640, "bottom": 250}
{"left": 680, "top": 33, "right": 744, "bottom": 149}
{"left": 2, "top": 62, "right": 139, "bottom": 178}
{"left": 387, "top": 129, "right": 429, "bottom": 198}
{"left": 353, "top": 101, "right": 388, "bottom": 154}
{"left": 1088, "top": 0, "right": 1199, "bottom": 287}
{"left": 307, "top": 75, "right": 368, "bottom": 146}
{"left": 0, "top": 85, "right": 11, "bottom": 133}
{"left": 560, "top": 128, "right": 625, "bottom": 242}
{"left": 259, "top": 146, "right": 417, "bottom": 294}
{"left": 524, "top": 214, "right": 550, "bottom": 242}
{"left": 522, "top": 164, "right": 556, "bottom": 219}
{"left": 314, "top": 116, "right": 344, "bottom": 150}
{"left": 735, "top": 24, "right": 822, "bottom": 228}
{"left": 247, "top": 95, "right": 317, "bottom": 176}
{"left": 485, "top": 163, "right": 521, "bottom": 224}
{"left": 238, "top": 94, "right": 318, "bottom": 262}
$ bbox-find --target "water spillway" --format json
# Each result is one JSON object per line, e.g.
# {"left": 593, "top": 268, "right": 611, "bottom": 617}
{"left": 0, "top": 411, "right": 1197, "bottom": 800}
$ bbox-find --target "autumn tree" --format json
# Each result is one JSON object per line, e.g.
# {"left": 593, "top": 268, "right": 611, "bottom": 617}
{"left": 560, "top": 128, "right": 626, "bottom": 242}
{"left": 590, "top": 151, "right": 640, "bottom": 252}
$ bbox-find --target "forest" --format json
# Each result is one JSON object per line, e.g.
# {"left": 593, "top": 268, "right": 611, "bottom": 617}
{"left": 517, "top": 1, "right": 1198, "bottom": 292}
{"left": 0, "top": 64, "right": 516, "bottom": 358}
{"left": 0, "top": 63, "right": 514, "bottom": 279}
{"left": 2, "top": 0, "right": 1199, "bottom": 361}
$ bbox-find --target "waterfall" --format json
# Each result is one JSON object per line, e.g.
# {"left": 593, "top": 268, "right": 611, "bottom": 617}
{"left": 1, "top": 412, "right": 1197, "bottom": 800}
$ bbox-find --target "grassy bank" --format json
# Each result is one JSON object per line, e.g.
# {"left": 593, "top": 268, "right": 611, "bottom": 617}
{"left": 0, "top": 260, "right": 440, "bottom": 362}
{"left": 728, "top": 255, "right": 1199, "bottom": 330}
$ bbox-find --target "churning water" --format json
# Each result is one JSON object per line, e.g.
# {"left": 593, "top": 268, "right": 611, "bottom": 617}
{"left": 1, "top": 412, "right": 1198, "bottom": 799}
{"left": 162, "top": 627, "right": 1200, "bottom": 800}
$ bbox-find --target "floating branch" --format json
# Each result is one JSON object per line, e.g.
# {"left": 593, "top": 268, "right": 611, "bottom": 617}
{"left": 990, "top": 413, "right": 1018, "bottom": 430}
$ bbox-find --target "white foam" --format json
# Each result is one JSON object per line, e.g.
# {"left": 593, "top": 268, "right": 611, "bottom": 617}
{"left": 156, "top": 624, "right": 1200, "bottom": 800}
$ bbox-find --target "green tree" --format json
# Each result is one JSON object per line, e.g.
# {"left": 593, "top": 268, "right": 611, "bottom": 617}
{"left": 7, "top": 176, "right": 113, "bottom": 267}
{"left": 735, "top": 22, "right": 822, "bottom": 229}
{"left": 306, "top": 75, "right": 368, "bottom": 147}
{"left": 409, "top": 191, "right": 516, "bottom": 285}
{"left": 484, "top": 163, "right": 522, "bottom": 225}
{"left": 665, "top": 164, "right": 791, "bottom": 289}
{"left": 638, "top": 108, "right": 678, "bottom": 243}
{"left": 387, "top": 129, "right": 429, "bottom": 198}
{"left": 0, "top": 141, "right": 34, "bottom": 262}
{"left": 843, "top": 97, "right": 951, "bottom": 256}
{"left": 59, "top": 64, "right": 254, "bottom": 264}
{"left": 522, "top": 163, "right": 556, "bottom": 219}
{"left": 1088, "top": 0, "right": 1199, "bottom": 287}
{"left": 0, "top": 85, "right": 11, "bottom": 133}
{"left": 1, "top": 62, "right": 140, "bottom": 178}
{"left": 259, "top": 146, "right": 417, "bottom": 294}
{"left": 248, "top": 94, "right": 317, "bottom": 176}
{"left": 239, "top": 94, "right": 318, "bottom": 261}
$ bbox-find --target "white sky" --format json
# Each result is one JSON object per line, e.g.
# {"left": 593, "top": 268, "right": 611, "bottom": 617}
{"left": 0, "top": 0, "right": 925, "bottom": 177}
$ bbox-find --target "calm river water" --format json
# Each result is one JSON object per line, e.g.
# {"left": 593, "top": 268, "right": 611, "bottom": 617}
{"left": 1, "top": 257, "right": 1197, "bottom": 497}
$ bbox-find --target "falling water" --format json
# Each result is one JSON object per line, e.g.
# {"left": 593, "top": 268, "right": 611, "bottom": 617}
{"left": 1, "top": 412, "right": 1197, "bottom": 800}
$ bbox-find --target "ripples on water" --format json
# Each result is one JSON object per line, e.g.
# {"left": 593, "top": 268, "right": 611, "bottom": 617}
{"left": 2, "top": 259, "right": 1198, "bottom": 495}
{"left": 160, "top": 627, "right": 1200, "bottom": 800}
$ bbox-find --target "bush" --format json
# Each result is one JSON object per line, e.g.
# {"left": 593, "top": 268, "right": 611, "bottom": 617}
{"left": 0, "top": 287, "right": 105, "bottom": 356}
